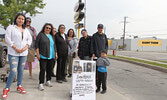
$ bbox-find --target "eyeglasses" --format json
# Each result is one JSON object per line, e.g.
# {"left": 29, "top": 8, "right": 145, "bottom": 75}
{"left": 27, "top": 21, "right": 31, "bottom": 23}
{"left": 45, "top": 27, "right": 51, "bottom": 30}
{"left": 60, "top": 27, "right": 65, "bottom": 29}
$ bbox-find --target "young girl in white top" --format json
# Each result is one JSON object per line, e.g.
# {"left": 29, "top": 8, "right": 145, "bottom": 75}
{"left": 1, "top": 13, "right": 32, "bottom": 99}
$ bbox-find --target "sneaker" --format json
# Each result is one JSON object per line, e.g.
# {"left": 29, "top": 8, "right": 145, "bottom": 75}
{"left": 96, "top": 89, "right": 100, "bottom": 93}
{"left": 38, "top": 84, "right": 44, "bottom": 91}
{"left": 101, "top": 90, "right": 106, "bottom": 94}
{"left": 52, "top": 74, "right": 56, "bottom": 77}
{"left": 1, "top": 88, "right": 10, "bottom": 99}
{"left": 56, "top": 80, "right": 63, "bottom": 83}
{"left": 62, "top": 78, "right": 67, "bottom": 82}
{"left": 17, "top": 86, "right": 26, "bottom": 94}
{"left": 45, "top": 81, "right": 53, "bottom": 87}
{"left": 68, "top": 74, "right": 72, "bottom": 78}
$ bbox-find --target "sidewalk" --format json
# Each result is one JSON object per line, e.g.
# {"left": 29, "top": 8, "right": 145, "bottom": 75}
{"left": 0, "top": 62, "right": 130, "bottom": 100}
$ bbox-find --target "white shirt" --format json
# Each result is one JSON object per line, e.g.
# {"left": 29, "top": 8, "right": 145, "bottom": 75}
{"left": 5, "top": 25, "right": 32, "bottom": 56}
{"left": 61, "top": 33, "right": 66, "bottom": 40}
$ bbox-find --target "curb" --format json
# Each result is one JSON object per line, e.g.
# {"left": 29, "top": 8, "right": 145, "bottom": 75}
{"left": 108, "top": 57, "right": 167, "bottom": 73}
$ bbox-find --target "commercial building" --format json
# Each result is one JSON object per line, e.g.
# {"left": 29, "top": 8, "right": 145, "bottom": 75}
{"left": 109, "top": 37, "right": 167, "bottom": 51}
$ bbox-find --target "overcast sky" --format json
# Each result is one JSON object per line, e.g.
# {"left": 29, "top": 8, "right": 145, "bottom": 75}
{"left": 0, "top": 0, "right": 167, "bottom": 39}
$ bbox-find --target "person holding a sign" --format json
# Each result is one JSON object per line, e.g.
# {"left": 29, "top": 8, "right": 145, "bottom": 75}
{"left": 91, "top": 24, "right": 108, "bottom": 59}
{"left": 96, "top": 50, "right": 110, "bottom": 94}
{"left": 91, "top": 24, "right": 108, "bottom": 87}
{"left": 78, "top": 29, "right": 92, "bottom": 60}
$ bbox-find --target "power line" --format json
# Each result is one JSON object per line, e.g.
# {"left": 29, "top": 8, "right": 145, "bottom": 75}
{"left": 127, "top": 29, "right": 167, "bottom": 33}
{"left": 136, "top": 34, "right": 167, "bottom": 36}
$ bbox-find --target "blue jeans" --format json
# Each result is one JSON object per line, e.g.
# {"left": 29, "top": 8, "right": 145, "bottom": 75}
{"left": 6, "top": 54, "right": 27, "bottom": 89}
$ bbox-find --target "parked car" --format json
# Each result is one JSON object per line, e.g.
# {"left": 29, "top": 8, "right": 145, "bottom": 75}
{"left": 0, "top": 34, "right": 7, "bottom": 68}
{"left": 0, "top": 33, "right": 5, "bottom": 43}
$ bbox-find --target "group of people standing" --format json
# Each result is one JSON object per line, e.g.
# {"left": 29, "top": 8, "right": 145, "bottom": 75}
{"left": 1, "top": 13, "right": 109, "bottom": 99}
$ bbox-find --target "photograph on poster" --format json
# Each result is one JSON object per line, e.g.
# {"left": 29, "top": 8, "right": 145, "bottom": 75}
{"left": 73, "top": 61, "right": 83, "bottom": 73}
{"left": 83, "top": 62, "right": 95, "bottom": 72}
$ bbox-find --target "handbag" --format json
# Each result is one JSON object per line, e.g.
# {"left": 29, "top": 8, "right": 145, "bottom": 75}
{"left": 68, "top": 41, "right": 76, "bottom": 58}
{"left": 72, "top": 52, "right": 76, "bottom": 58}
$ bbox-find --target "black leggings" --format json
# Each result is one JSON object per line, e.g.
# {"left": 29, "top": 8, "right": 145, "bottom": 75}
{"left": 56, "top": 54, "right": 67, "bottom": 80}
{"left": 39, "top": 59, "right": 55, "bottom": 84}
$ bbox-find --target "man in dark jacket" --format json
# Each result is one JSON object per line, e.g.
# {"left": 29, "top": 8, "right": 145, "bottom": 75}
{"left": 91, "top": 24, "right": 108, "bottom": 59}
{"left": 91, "top": 24, "right": 108, "bottom": 87}
{"left": 78, "top": 29, "right": 92, "bottom": 60}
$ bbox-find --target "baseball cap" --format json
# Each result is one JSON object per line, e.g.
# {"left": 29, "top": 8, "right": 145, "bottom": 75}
{"left": 97, "top": 24, "right": 104, "bottom": 28}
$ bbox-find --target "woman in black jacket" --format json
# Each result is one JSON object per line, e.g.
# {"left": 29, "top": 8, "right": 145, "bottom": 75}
{"left": 55, "top": 24, "right": 68, "bottom": 83}
{"left": 35, "top": 23, "right": 58, "bottom": 91}
{"left": 78, "top": 29, "right": 92, "bottom": 60}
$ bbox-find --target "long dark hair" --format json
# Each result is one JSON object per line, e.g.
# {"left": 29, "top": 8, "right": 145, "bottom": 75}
{"left": 39, "top": 23, "right": 54, "bottom": 36}
{"left": 67, "top": 29, "right": 75, "bottom": 38}
{"left": 58, "top": 24, "right": 65, "bottom": 33}
{"left": 14, "top": 13, "right": 26, "bottom": 29}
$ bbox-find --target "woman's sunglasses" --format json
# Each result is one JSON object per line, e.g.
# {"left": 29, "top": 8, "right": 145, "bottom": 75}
{"left": 26, "top": 20, "right": 31, "bottom": 23}
{"left": 45, "top": 27, "right": 51, "bottom": 30}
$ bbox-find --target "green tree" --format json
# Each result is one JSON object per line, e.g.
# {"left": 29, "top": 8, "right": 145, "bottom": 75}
{"left": 0, "top": 0, "right": 46, "bottom": 29}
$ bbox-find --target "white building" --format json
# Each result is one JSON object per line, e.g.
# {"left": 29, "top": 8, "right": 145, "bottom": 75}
{"left": 109, "top": 37, "right": 167, "bottom": 51}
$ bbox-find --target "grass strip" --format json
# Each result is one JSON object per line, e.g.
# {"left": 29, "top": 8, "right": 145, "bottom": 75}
{"left": 108, "top": 55, "right": 167, "bottom": 68}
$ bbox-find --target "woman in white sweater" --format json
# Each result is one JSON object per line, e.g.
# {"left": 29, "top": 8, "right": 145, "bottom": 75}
{"left": 65, "top": 29, "right": 78, "bottom": 78}
{"left": 1, "top": 13, "right": 32, "bottom": 99}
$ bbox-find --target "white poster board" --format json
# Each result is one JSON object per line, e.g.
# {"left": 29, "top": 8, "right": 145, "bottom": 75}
{"left": 72, "top": 60, "right": 96, "bottom": 100}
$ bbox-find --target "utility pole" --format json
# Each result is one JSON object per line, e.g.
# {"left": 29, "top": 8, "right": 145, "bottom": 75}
{"left": 122, "top": 16, "right": 128, "bottom": 50}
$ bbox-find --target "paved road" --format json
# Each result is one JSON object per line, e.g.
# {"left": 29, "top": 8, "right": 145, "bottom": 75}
{"left": 1, "top": 58, "right": 167, "bottom": 100}
{"left": 108, "top": 50, "right": 167, "bottom": 62}
{"left": 0, "top": 62, "right": 129, "bottom": 100}
{"left": 108, "top": 59, "right": 167, "bottom": 100}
